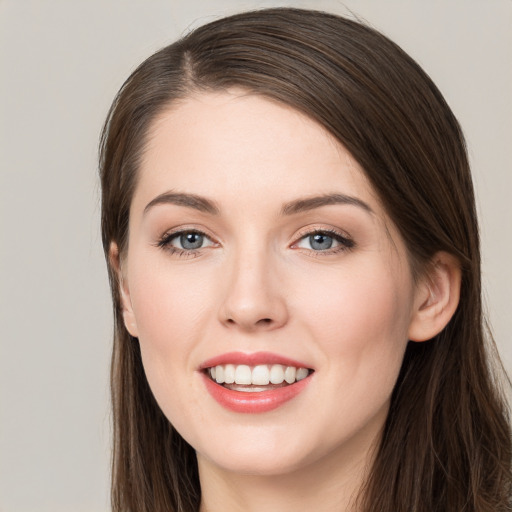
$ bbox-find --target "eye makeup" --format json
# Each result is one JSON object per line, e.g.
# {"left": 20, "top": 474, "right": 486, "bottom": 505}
{"left": 154, "top": 225, "right": 355, "bottom": 259}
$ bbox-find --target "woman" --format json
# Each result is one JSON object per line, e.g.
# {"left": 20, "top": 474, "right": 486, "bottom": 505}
{"left": 99, "top": 7, "right": 511, "bottom": 511}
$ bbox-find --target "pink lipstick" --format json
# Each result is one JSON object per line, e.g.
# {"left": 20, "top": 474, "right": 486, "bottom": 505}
{"left": 200, "top": 351, "right": 313, "bottom": 413}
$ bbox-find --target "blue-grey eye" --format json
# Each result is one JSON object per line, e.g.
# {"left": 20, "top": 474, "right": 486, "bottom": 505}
{"left": 295, "top": 230, "right": 352, "bottom": 252}
{"left": 179, "top": 232, "right": 205, "bottom": 250}
{"left": 309, "top": 233, "right": 333, "bottom": 250}
{"left": 158, "top": 229, "right": 215, "bottom": 253}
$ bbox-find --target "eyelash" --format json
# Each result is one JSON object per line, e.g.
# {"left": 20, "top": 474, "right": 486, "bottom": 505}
{"left": 156, "top": 228, "right": 355, "bottom": 258}
{"left": 292, "top": 228, "right": 355, "bottom": 256}
{"left": 156, "top": 229, "right": 216, "bottom": 258}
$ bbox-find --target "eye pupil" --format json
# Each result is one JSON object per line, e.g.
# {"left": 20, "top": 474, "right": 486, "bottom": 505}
{"left": 180, "top": 232, "right": 203, "bottom": 250}
{"left": 310, "top": 233, "right": 333, "bottom": 250}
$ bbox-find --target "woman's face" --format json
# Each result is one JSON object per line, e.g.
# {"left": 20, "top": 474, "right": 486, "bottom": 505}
{"left": 118, "top": 90, "right": 423, "bottom": 476}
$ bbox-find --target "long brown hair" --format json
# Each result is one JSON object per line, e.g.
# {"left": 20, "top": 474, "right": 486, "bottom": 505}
{"left": 99, "top": 8, "right": 511, "bottom": 511}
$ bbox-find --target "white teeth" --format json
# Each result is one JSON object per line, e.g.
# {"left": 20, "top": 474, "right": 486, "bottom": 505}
{"left": 215, "top": 365, "right": 224, "bottom": 384}
{"left": 234, "top": 365, "right": 252, "bottom": 385}
{"left": 224, "top": 364, "right": 235, "bottom": 384}
{"left": 252, "top": 365, "right": 270, "bottom": 385}
{"left": 269, "top": 364, "right": 285, "bottom": 384}
{"left": 209, "top": 363, "right": 311, "bottom": 386}
{"left": 296, "top": 367, "right": 309, "bottom": 381}
{"left": 284, "top": 366, "right": 296, "bottom": 384}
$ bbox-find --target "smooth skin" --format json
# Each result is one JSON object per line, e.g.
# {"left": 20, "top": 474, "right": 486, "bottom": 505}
{"left": 111, "top": 90, "right": 461, "bottom": 512}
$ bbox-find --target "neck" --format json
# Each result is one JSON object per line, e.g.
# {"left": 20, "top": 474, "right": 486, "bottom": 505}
{"left": 197, "top": 434, "right": 378, "bottom": 512}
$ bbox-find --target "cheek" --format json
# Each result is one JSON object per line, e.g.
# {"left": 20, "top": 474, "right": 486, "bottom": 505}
{"left": 297, "top": 262, "right": 414, "bottom": 375}
{"left": 126, "top": 265, "right": 216, "bottom": 440}
{"left": 126, "top": 257, "right": 219, "bottom": 409}
{"left": 289, "top": 263, "right": 414, "bottom": 445}
{"left": 129, "top": 257, "right": 214, "bottom": 345}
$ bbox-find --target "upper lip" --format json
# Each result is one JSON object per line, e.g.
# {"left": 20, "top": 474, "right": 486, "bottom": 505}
{"left": 199, "top": 351, "right": 313, "bottom": 370}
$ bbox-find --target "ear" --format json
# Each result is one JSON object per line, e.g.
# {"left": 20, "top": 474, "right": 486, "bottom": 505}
{"left": 408, "top": 252, "right": 461, "bottom": 342}
{"left": 109, "top": 242, "right": 139, "bottom": 338}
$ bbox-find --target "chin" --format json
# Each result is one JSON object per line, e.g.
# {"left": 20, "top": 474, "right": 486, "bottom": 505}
{"left": 200, "top": 449, "right": 309, "bottom": 477}
{"left": 192, "top": 424, "right": 329, "bottom": 477}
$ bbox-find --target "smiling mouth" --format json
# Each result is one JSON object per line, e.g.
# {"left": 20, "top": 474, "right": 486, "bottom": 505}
{"left": 205, "top": 364, "right": 313, "bottom": 392}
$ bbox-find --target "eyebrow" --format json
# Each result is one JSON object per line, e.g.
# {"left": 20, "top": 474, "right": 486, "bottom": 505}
{"left": 281, "top": 193, "right": 374, "bottom": 216}
{"left": 144, "top": 192, "right": 220, "bottom": 215}
{"left": 143, "top": 191, "right": 373, "bottom": 217}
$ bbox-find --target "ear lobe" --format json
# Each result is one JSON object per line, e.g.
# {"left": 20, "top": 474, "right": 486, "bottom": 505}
{"left": 408, "top": 252, "right": 461, "bottom": 342}
{"left": 109, "top": 242, "right": 139, "bottom": 338}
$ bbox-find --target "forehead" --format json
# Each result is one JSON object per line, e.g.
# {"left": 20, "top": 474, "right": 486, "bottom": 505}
{"left": 134, "top": 90, "right": 382, "bottom": 215}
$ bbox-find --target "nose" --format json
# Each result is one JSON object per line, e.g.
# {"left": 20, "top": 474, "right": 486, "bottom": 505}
{"left": 218, "top": 247, "right": 289, "bottom": 332}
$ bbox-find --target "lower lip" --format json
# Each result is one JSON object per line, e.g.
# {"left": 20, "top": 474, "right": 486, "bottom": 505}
{"left": 202, "top": 373, "right": 312, "bottom": 413}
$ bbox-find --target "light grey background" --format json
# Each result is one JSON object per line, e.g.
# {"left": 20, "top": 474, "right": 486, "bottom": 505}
{"left": 1, "top": 1, "right": 510, "bottom": 510}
